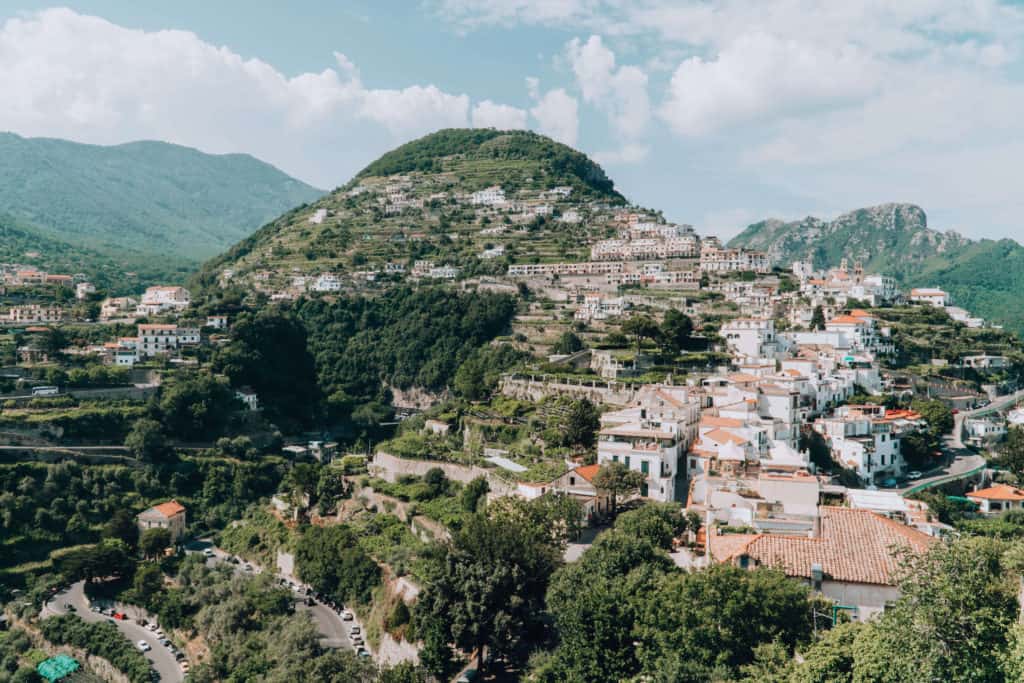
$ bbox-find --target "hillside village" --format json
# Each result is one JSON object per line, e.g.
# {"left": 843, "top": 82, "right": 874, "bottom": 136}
{"left": 5, "top": 131, "right": 1024, "bottom": 682}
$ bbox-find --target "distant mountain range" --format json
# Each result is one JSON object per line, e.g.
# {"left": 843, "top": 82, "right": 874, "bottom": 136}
{"left": 0, "top": 132, "right": 323, "bottom": 286}
{"left": 729, "top": 203, "right": 1024, "bottom": 333}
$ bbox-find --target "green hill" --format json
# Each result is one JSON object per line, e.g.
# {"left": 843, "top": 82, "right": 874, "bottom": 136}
{"left": 729, "top": 203, "right": 1024, "bottom": 333}
{"left": 196, "top": 128, "right": 626, "bottom": 289}
{"left": 0, "top": 132, "right": 323, "bottom": 277}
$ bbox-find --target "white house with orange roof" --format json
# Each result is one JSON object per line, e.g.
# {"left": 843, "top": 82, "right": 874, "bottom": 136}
{"left": 519, "top": 464, "right": 613, "bottom": 524}
{"left": 707, "top": 505, "right": 936, "bottom": 619}
{"left": 137, "top": 286, "right": 191, "bottom": 315}
{"left": 136, "top": 500, "right": 187, "bottom": 542}
{"left": 966, "top": 484, "right": 1024, "bottom": 515}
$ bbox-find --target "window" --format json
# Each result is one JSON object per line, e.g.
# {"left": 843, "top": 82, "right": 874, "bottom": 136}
{"left": 569, "top": 477, "right": 576, "bottom": 485}
{"left": 640, "top": 483, "right": 648, "bottom": 496}
{"left": 625, "top": 456, "right": 631, "bottom": 468}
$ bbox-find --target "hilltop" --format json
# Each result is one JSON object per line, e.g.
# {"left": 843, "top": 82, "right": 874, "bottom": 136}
{"left": 0, "top": 132, "right": 323, "bottom": 281}
{"left": 196, "top": 128, "right": 627, "bottom": 290}
{"left": 730, "top": 203, "right": 1024, "bottom": 333}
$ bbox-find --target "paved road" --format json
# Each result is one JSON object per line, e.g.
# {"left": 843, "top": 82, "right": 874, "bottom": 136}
{"left": 184, "top": 540, "right": 357, "bottom": 652}
{"left": 43, "top": 581, "right": 184, "bottom": 682}
{"left": 893, "top": 391, "right": 1024, "bottom": 494}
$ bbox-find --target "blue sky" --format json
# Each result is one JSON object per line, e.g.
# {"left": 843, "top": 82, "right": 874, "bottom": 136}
{"left": 2, "top": 1, "right": 1023, "bottom": 241}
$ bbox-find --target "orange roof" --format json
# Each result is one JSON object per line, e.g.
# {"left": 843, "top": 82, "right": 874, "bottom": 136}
{"left": 711, "top": 506, "right": 935, "bottom": 586}
{"left": 967, "top": 484, "right": 1024, "bottom": 501}
{"left": 138, "top": 324, "right": 178, "bottom": 331}
{"left": 151, "top": 500, "right": 186, "bottom": 518}
{"left": 701, "top": 416, "right": 745, "bottom": 428}
{"left": 849, "top": 309, "right": 874, "bottom": 318}
{"left": 703, "top": 428, "right": 749, "bottom": 445}
{"left": 726, "top": 373, "right": 761, "bottom": 384}
{"left": 574, "top": 464, "right": 600, "bottom": 484}
{"left": 828, "top": 315, "right": 865, "bottom": 325}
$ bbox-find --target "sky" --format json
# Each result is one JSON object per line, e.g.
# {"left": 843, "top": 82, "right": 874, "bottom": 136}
{"left": 1, "top": 1, "right": 1023, "bottom": 241}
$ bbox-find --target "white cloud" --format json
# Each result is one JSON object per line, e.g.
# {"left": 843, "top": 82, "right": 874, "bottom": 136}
{"left": 593, "top": 143, "right": 649, "bottom": 165}
{"left": 0, "top": 8, "right": 476, "bottom": 186}
{"left": 659, "top": 32, "right": 878, "bottom": 136}
{"left": 565, "top": 35, "right": 650, "bottom": 139}
{"left": 529, "top": 88, "right": 579, "bottom": 146}
{"left": 471, "top": 100, "right": 529, "bottom": 129}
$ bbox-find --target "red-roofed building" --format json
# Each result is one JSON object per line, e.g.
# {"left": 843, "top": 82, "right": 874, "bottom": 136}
{"left": 708, "top": 506, "right": 936, "bottom": 619}
{"left": 967, "top": 484, "right": 1024, "bottom": 515}
{"left": 137, "top": 500, "right": 187, "bottom": 542}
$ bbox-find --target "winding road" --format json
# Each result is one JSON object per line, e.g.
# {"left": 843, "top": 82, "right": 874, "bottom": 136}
{"left": 897, "top": 389, "right": 1024, "bottom": 494}
{"left": 43, "top": 581, "right": 184, "bottom": 683}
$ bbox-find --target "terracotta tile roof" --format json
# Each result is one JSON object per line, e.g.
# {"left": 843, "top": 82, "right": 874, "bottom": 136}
{"left": 150, "top": 500, "right": 186, "bottom": 518}
{"left": 703, "top": 428, "right": 749, "bottom": 445}
{"left": 574, "top": 464, "right": 601, "bottom": 484}
{"left": 828, "top": 315, "right": 865, "bottom": 325}
{"left": 727, "top": 373, "right": 761, "bottom": 384}
{"left": 727, "top": 506, "right": 935, "bottom": 586}
{"left": 967, "top": 484, "right": 1024, "bottom": 501}
{"left": 700, "top": 416, "right": 745, "bottom": 428}
{"left": 849, "top": 309, "right": 874, "bottom": 318}
{"left": 707, "top": 533, "right": 760, "bottom": 562}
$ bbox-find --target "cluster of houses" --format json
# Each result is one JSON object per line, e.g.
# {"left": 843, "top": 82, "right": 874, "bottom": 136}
{"left": 99, "top": 286, "right": 191, "bottom": 321}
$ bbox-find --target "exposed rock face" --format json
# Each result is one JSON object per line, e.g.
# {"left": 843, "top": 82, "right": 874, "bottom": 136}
{"left": 729, "top": 203, "right": 967, "bottom": 271}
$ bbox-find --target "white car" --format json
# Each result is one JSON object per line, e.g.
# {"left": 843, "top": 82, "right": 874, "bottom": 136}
{"left": 907, "top": 471, "right": 923, "bottom": 480}
{"left": 147, "top": 623, "right": 159, "bottom": 632}
{"left": 137, "top": 640, "right": 151, "bottom": 652}
{"left": 342, "top": 611, "right": 354, "bottom": 621}
{"left": 350, "top": 626, "right": 361, "bottom": 636}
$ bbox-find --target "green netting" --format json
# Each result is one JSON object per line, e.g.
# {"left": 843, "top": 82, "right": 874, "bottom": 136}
{"left": 36, "top": 654, "right": 80, "bottom": 682}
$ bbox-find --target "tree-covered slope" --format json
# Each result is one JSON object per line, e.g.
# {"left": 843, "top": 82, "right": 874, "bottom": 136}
{"left": 0, "top": 132, "right": 323, "bottom": 261}
{"left": 197, "top": 129, "right": 626, "bottom": 286}
{"left": 729, "top": 203, "right": 1024, "bottom": 332}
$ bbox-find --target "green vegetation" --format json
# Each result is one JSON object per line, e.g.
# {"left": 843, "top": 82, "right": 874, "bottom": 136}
{"left": 730, "top": 202, "right": 1024, "bottom": 333}
{"left": 0, "top": 132, "right": 322, "bottom": 275}
{"left": 355, "top": 129, "right": 623, "bottom": 201}
{"left": 39, "top": 614, "right": 151, "bottom": 683}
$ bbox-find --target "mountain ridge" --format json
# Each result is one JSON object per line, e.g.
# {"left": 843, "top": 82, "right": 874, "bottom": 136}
{"left": 0, "top": 132, "right": 324, "bottom": 281}
{"left": 729, "top": 202, "right": 1024, "bottom": 333}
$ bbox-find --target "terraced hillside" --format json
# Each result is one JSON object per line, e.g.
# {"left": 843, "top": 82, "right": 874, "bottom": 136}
{"left": 195, "top": 129, "right": 628, "bottom": 294}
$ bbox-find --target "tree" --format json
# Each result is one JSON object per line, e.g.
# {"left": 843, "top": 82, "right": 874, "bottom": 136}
{"left": 460, "top": 476, "right": 490, "bottom": 513}
{"left": 551, "top": 331, "right": 584, "bottom": 355}
{"left": 133, "top": 562, "right": 165, "bottom": 603}
{"left": 157, "top": 374, "right": 238, "bottom": 439}
{"left": 849, "top": 537, "right": 1017, "bottom": 682}
{"left": 659, "top": 309, "right": 694, "bottom": 354}
{"left": 564, "top": 398, "right": 600, "bottom": 449}
{"left": 621, "top": 315, "right": 660, "bottom": 352}
{"left": 545, "top": 530, "right": 674, "bottom": 682}
{"left": 910, "top": 398, "right": 954, "bottom": 435}
{"left": 57, "top": 539, "right": 134, "bottom": 583}
{"left": 35, "top": 327, "right": 69, "bottom": 358}
{"left": 614, "top": 502, "right": 688, "bottom": 550}
{"left": 414, "top": 511, "right": 561, "bottom": 675}
{"left": 124, "top": 418, "right": 170, "bottom": 462}
{"left": 996, "top": 426, "right": 1024, "bottom": 482}
{"left": 636, "top": 565, "right": 817, "bottom": 677}
{"left": 101, "top": 509, "right": 139, "bottom": 548}
{"left": 810, "top": 305, "right": 826, "bottom": 331}
{"left": 423, "top": 467, "right": 448, "bottom": 499}
{"left": 295, "top": 525, "right": 381, "bottom": 604}
{"left": 139, "top": 527, "right": 172, "bottom": 560}
{"left": 592, "top": 462, "right": 646, "bottom": 515}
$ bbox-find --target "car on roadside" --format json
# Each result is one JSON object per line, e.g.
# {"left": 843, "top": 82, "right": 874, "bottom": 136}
{"left": 159, "top": 638, "right": 172, "bottom": 647}
{"left": 356, "top": 647, "right": 370, "bottom": 658}
{"left": 350, "top": 626, "right": 361, "bottom": 636}
{"left": 351, "top": 636, "right": 364, "bottom": 646}
{"left": 63, "top": 602, "right": 75, "bottom": 611}
{"left": 181, "top": 661, "right": 190, "bottom": 673}
{"left": 90, "top": 605, "right": 101, "bottom": 613}
{"left": 244, "top": 564, "right": 253, "bottom": 572}
{"left": 342, "top": 611, "right": 353, "bottom": 621}
{"left": 137, "top": 640, "right": 151, "bottom": 652}
{"left": 175, "top": 652, "right": 186, "bottom": 661}
{"left": 907, "top": 470, "right": 923, "bottom": 480}
{"left": 147, "top": 623, "right": 159, "bottom": 632}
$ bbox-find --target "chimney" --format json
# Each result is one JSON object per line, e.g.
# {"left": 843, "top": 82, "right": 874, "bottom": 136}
{"left": 810, "top": 514, "right": 821, "bottom": 538}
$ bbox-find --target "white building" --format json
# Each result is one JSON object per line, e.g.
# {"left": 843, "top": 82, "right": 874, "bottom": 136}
{"left": 206, "top": 315, "right": 228, "bottom": 330}
{"left": 813, "top": 405, "right": 905, "bottom": 483}
{"left": 312, "top": 273, "right": 342, "bottom": 292}
{"left": 7, "top": 305, "right": 63, "bottom": 323}
{"left": 309, "top": 208, "right": 328, "bottom": 224}
{"left": 137, "top": 286, "right": 191, "bottom": 315}
{"left": 699, "top": 246, "right": 771, "bottom": 273}
{"left": 721, "top": 318, "right": 779, "bottom": 363}
{"left": 137, "top": 324, "right": 200, "bottom": 358}
{"left": 471, "top": 186, "right": 506, "bottom": 206}
{"left": 909, "top": 288, "right": 950, "bottom": 308}
{"left": 967, "top": 484, "right": 1024, "bottom": 515}
{"left": 574, "top": 294, "right": 625, "bottom": 322}
{"left": 596, "top": 385, "right": 701, "bottom": 502}
{"left": 75, "top": 282, "right": 96, "bottom": 300}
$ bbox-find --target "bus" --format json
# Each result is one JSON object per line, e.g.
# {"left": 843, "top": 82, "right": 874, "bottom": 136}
{"left": 31, "top": 386, "right": 59, "bottom": 396}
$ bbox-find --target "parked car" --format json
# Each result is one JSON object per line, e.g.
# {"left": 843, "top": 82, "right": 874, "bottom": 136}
{"left": 63, "top": 602, "right": 75, "bottom": 610}
{"left": 202, "top": 549, "right": 214, "bottom": 558}
{"left": 907, "top": 470, "right": 923, "bottom": 480}
{"left": 350, "top": 626, "right": 361, "bottom": 635}
{"left": 181, "top": 661, "right": 190, "bottom": 673}
{"left": 351, "top": 637, "right": 364, "bottom": 646}
{"left": 137, "top": 640, "right": 151, "bottom": 652}
{"left": 159, "top": 638, "right": 171, "bottom": 647}
{"left": 357, "top": 648, "right": 370, "bottom": 658}
{"left": 342, "top": 611, "right": 354, "bottom": 621}
{"left": 147, "top": 623, "right": 159, "bottom": 632}
{"left": 90, "top": 605, "right": 101, "bottom": 613}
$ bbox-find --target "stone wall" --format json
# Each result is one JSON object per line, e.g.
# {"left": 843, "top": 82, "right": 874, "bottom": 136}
{"left": 500, "top": 374, "right": 639, "bottom": 406}
{"left": 370, "top": 452, "right": 517, "bottom": 497}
